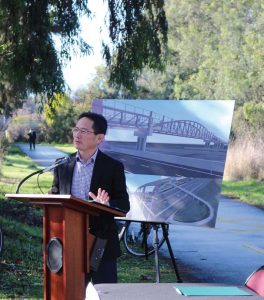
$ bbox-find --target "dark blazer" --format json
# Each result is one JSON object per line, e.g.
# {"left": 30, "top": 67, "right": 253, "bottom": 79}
{"left": 52, "top": 150, "right": 130, "bottom": 259}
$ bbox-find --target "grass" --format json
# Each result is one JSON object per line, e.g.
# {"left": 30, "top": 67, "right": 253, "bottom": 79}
{"left": 50, "top": 143, "right": 75, "bottom": 155}
{"left": 0, "top": 145, "right": 53, "bottom": 195}
{"left": 117, "top": 244, "right": 180, "bottom": 283}
{"left": 221, "top": 180, "right": 264, "bottom": 208}
{"left": 0, "top": 216, "right": 43, "bottom": 299}
{"left": 0, "top": 145, "right": 51, "bottom": 299}
{"left": 224, "top": 135, "right": 264, "bottom": 181}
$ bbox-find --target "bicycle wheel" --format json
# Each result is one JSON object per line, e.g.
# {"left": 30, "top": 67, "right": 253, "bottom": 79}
{"left": 0, "top": 227, "right": 3, "bottom": 256}
{"left": 124, "top": 222, "right": 167, "bottom": 257}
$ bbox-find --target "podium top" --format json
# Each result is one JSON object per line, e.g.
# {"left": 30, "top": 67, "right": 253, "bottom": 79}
{"left": 5, "top": 194, "right": 126, "bottom": 218}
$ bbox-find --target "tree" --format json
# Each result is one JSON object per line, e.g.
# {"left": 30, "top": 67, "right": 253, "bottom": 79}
{"left": 104, "top": 0, "right": 168, "bottom": 90}
{"left": 0, "top": 0, "right": 168, "bottom": 117}
{"left": 42, "top": 93, "right": 76, "bottom": 143}
{"left": 243, "top": 102, "right": 264, "bottom": 133}
{"left": 164, "top": 0, "right": 264, "bottom": 106}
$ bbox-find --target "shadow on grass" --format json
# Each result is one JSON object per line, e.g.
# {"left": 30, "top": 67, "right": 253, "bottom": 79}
{"left": 0, "top": 216, "right": 43, "bottom": 299}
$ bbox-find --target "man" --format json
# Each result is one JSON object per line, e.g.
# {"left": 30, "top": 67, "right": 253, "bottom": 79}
{"left": 51, "top": 112, "right": 130, "bottom": 284}
{"left": 28, "top": 129, "right": 37, "bottom": 150}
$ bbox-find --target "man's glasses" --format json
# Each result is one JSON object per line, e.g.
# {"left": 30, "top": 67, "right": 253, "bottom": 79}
{"left": 72, "top": 127, "right": 96, "bottom": 135}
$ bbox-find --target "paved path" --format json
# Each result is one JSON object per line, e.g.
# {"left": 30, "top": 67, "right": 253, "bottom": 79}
{"left": 17, "top": 143, "right": 264, "bottom": 285}
{"left": 161, "top": 197, "right": 264, "bottom": 284}
{"left": 17, "top": 143, "right": 67, "bottom": 167}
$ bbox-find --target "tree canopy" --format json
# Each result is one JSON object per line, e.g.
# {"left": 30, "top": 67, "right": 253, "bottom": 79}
{"left": 165, "top": 0, "right": 264, "bottom": 105}
{"left": 108, "top": 0, "right": 264, "bottom": 106}
{"left": 0, "top": 0, "right": 168, "bottom": 117}
{"left": 0, "top": 0, "right": 90, "bottom": 116}
{"left": 104, "top": 0, "right": 168, "bottom": 90}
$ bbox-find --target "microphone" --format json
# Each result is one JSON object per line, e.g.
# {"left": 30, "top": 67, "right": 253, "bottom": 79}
{"left": 39, "top": 156, "right": 70, "bottom": 174}
{"left": 15, "top": 156, "right": 70, "bottom": 194}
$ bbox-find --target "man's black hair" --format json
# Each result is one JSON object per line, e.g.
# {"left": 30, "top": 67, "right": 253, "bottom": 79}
{"left": 78, "top": 112, "right": 108, "bottom": 134}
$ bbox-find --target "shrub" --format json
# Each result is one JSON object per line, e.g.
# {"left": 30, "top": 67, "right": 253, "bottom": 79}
{"left": 224, "top": 134, "right": 264, "bottom": 181}
{"left": 5, "top": 114, "right": 41, "bottom": 143}
{"left": 0, "top": 131, "right": 9, "bottom": 168}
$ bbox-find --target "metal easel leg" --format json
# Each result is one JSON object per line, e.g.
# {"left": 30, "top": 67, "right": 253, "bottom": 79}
{"left": 142, "top": 222, "right": 149, "bottom": 259}
{"left": 153, "top": 224, "right": 161, "bottom": 283}
{"left": 161, "top": 223, "right": 182, "bottom": 283}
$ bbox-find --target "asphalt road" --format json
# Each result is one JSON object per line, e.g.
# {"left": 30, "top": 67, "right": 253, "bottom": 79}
{"left": 106, "top": 151, "right": 220, "bottom": 178}
{"left": 160, "top": 197, "right": 264, "bottom": 284}
{"left": 105, "top": 146, "right": 224, "bottom": 178}
{"left": 17, "top": 143, "right": 264, "bottom": 285}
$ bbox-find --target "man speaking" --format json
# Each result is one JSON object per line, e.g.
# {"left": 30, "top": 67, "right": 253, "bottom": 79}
{"left": 51, "top": 111, "right": 130, "bottom": 284}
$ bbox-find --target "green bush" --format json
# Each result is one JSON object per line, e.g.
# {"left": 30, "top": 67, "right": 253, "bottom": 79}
{"left": 0, "top": 131, "right": 9, "bottom": 168}
{"left": 6, "top": 114, "right": 41, "bottom": 143}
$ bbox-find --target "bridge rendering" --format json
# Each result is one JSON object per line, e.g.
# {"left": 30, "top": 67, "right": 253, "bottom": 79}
{"left": 93, "top": 100, "right": 229, "bottom": 178}
{"left": 93, "top": 100, "right": 227, "bottom": 148}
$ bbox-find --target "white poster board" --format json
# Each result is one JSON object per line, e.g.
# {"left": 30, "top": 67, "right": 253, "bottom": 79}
{"left": 92, "top": 99, "right": 235, "bottom": 227}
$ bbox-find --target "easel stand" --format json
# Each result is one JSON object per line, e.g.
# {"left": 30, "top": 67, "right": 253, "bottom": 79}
{"left": 120, "top": 219, "right": 182, "bottom": 283}
{"left": 151, "top": 222, "right": 182, "bottom": 283}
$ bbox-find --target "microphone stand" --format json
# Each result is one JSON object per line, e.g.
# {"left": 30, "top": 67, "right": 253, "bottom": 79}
{"left": 15, "top": 169, "right": 46, "bottom": 194}
{"left": 15, "top": 156, "right": 69, "bottom": 194}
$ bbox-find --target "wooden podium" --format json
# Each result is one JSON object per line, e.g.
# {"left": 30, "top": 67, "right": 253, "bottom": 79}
{"left": 6, "top": 194, "right": 126, "bottom": 300}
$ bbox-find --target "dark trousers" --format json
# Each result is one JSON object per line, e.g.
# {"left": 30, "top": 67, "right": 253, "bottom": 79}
{"left": 29, "top": 140, "right": 35, "bottom": 150}
{"left": 86, "top": 258, "right": 117, "bottom": 285}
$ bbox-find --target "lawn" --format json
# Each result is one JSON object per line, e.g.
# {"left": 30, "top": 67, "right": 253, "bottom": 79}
{"left": 0, "top": 145, "right": 51, "bottom": 299}
{"left": 221, "top": 180, "right": 264, "bottom": 208}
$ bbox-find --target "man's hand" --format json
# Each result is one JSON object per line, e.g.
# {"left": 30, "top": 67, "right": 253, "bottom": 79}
{"left": 89, "top": 188, "right": 110, "bottom": 206}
